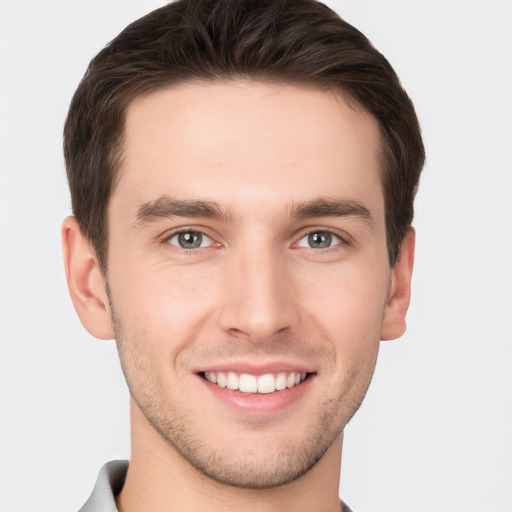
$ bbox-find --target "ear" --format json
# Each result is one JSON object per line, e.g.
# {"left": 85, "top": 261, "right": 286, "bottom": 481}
{"left": 62, "top": 216, "right": 115, "bottom": 340}
{"left": 380, "top": 227, "right": 415, "bottom": 341}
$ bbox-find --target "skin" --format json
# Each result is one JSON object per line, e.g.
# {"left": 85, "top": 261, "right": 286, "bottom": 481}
{"left": 62, "top": 81, "right": 415, "bottom": 512}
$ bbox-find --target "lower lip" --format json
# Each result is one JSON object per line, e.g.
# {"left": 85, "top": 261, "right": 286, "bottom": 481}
{"left": 199, "top": 375, "right": 314, "bottom": 414}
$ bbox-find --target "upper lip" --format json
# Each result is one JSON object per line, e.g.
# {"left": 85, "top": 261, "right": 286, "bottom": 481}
{"left": 193, "top": 359, "right": 315, "bottom": 376}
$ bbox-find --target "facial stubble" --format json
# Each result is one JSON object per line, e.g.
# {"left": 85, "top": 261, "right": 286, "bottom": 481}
{"left": 108, "top": 289, "right": 379, "bottom": 490}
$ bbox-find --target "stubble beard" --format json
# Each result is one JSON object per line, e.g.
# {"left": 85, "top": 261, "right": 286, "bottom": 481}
{"left": 109, "top": 295, "right": 378, "bottom": 489}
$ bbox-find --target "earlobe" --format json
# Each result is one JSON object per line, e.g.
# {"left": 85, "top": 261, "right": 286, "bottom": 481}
{"left": 380, "top": 228, "right": 415, "bottom": 341}
{"left": 62, "top": 216, "right": 115, "bottom": 340}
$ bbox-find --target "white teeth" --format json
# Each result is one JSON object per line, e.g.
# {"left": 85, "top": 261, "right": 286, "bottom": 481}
{"left": 257, "top": 373, "right": 276, "bottom": 394}
{"left": 226, "top": 371, "right": 238, "bottom": 390}
{"left": 204, "top": 371, "right": 308, "bottom": 394}
{"left": 205, "top": 371, "right": 218, "bottom": 384}
{"left": 239, "top": 373, "right": 257, "bottom": 393}
{"left": 217, "top": 372, "right": 227, "bottom": 387}
{"left": 275, "top": 372, "right": 287, "bottom": 390}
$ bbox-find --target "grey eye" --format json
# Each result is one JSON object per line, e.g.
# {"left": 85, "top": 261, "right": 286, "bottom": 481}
{"left": 298, "top": 231, "right": 341, "bottom": 249}
{"left": 168, "top": 231, "right": 211, "bottom": 249}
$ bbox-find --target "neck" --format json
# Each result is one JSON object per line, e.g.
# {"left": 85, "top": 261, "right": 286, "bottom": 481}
{"left": 116, "top": 401, "right": 343, "bottom": 512}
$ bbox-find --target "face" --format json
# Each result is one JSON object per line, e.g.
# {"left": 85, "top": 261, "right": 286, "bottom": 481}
{"left": 106, "top": 81, "right": 392, "bottom": 488}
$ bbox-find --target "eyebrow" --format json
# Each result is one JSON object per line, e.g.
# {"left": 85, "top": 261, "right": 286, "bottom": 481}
{"left": 133, "top": 195, "right": 373, "bottom": 227}
{"left": 287, "top": 197, "right": 373, "bottom": 225}
{"left": 133, "top": 196, "right": 234, "bottom": 226}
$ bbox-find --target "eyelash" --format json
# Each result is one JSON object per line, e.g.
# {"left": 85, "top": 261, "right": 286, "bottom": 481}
{"left": 162, "top": 227, "right": 350, "bottom": 254}
{"left": 163, "top": 228, "right": 217, "bottom": 254}
{"left": 293, "top": 228, "right": 350, "bottom": 253}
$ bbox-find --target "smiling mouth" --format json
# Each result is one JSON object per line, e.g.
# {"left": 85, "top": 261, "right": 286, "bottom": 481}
{"left": 201, "top": 371, "right": 311, "bottom": 394}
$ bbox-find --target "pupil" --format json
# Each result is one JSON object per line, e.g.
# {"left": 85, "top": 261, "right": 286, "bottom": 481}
{"left": 179, "top": 232, "right": 201, "bottom": 248}
{"left": 309, "top": 232, "right": 331, "bottom": 248}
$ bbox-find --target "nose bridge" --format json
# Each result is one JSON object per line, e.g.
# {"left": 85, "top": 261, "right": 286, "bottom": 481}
{"left": 218, "top": 235, "right": 295, "bottom": 342}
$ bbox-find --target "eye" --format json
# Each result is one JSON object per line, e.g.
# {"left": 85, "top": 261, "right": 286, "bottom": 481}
{"left": 167, "top": 230, "right": 212, "bottom": 249}
{"left": 297, "top": 231, "right": 342, "bottom": 249}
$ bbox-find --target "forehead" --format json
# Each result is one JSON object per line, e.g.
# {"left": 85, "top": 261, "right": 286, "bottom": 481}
{"left": 113, "top": 80, "right": 384, "bottom": 220}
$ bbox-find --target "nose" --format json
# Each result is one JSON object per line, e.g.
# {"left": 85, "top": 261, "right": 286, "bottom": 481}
{"left": 218, "top": 243, "right": 297, "bottom": 344}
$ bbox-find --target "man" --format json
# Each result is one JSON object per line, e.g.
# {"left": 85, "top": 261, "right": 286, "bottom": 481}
{"left": 61, "top": 0, "right": 424, "bottom": 510}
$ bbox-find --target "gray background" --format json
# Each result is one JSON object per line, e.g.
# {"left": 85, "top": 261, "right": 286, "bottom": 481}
{"left": 1, "top": 1, "right": 511, "bottom": 511}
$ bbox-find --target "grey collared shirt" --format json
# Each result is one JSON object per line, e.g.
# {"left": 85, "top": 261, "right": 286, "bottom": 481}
{"left": 79, "top": 461, "right": 127, "bottom": 512}
{"left": 79, "top": 460, "right": 353, "bottom": 512}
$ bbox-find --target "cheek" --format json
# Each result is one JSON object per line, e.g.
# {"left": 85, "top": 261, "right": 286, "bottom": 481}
{"left": 298, "top": 262, "right": 389, "bottom": 340}
{"left": 295, "top": 261, "right": 387, "bottom": 392}
{"left": 109, "top": 263, "right": 221, "bottom": 353}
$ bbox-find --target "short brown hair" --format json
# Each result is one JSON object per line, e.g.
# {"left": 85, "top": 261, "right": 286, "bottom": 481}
{"left": 64, "top": 0, "right": 425, "bottom": 271}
